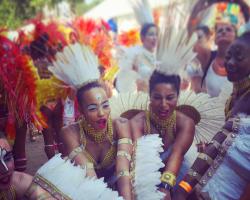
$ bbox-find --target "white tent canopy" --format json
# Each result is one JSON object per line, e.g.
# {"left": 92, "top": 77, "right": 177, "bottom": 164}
{"left": 84, "top": 0, "right": 168, "bottom": 20}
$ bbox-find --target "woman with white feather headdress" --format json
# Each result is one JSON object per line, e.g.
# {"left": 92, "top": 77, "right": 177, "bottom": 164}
{"left": 26, "top": 43, "right": 133, "bottom": 199}
{"left": 115, "top": 0, "right": 158, "bottom": 93}
{"left": 123, "top": 1, "right": 226, "bottom": 199}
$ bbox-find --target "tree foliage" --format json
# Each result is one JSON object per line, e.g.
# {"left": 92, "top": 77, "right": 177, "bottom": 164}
{"left": 0, "top": 0, "right": 92, "bottom": 29}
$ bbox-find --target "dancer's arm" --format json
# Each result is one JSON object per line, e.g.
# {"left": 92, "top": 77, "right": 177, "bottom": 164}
{"left": 160, "top": 113, "right": 195, "bottom": 197}
{"left": 12, "top": 171, "right": 33, "bottom": 199}
{"left": 61, "top": 124, "right": 97, "bottom": 177}
{"left": 114, "top": 117, "right": 133, "bottom": 200}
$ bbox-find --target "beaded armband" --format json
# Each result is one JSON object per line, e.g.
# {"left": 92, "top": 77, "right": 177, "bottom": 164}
{"left": 161, "top": 171, "right": 176, "bottom": 187}
{"left": 117, "top": 170, "right": 130, "bottom": 180}
{"left": 68, "top": 146, "right": 84, "bottom": 161}
{"left": 117, "top": 150, "right": 131, "bottom": 161}
{"left": 118, "top": 138, "right": 133, "bottom": 145}
{"left": 184, "top": 117, "right": 241, "bottom": 194}
{"left": 80, "top": 162, "right": 94, "bottom": 170}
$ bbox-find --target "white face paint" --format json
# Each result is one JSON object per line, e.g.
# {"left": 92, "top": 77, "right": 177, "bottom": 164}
{"left": 95, "top": 93, "right": 102, "bottom": 103}
{"left": 0, "top": 148, "right": 8, "bottom": 171}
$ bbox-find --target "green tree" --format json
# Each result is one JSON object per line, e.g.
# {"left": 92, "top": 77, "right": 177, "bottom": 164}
{"left": 0, "top": 0, "right": 102, "bottom": 29}
{"left": 0, "top": 0, "right": 63, "bottom": 29}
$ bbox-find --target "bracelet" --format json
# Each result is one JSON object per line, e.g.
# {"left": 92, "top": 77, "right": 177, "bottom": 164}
{"left": 118, "top": 138, "right": 133, "bottom": 145}
{"left": 117, "top": 150, "right": 131, "bottom": 161}
{"left": 86, "top": 162, "right": 94, "bottom": 170}
{"left": 80, "top": 162, "right": 94, "bottom": 170}
{"left": 179, "top": 181, "right": 192, "bottom": 193}
{"left": 161, "top": 171, "right": 176, "bottom": 187}
{"left": 68, "top": 146, "right": 84, "bottom": 160}
{"left": 117, "top": 170, "right": 130, "bottom": 180}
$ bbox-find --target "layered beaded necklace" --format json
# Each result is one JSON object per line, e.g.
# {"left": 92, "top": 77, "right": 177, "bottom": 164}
{"left": 225, "top": 77, "right": 250, "bottom": 120}
{"left": 81, "top": 117, "right": 113, "bottom": 144}
{"left": 79, "top": 117, "right": 116, "bottom": 170}
{"left": 146, "top": 110, "right": 176, "bottom": 142}
{"left": 0, "top": 185, "right": 16, "bottom": 200}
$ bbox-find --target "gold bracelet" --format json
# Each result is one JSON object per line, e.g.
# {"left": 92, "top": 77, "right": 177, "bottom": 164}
{"left": 80, "top": 162, "right": 94, "bottom": 170}
{"left": 161, "top": 171, "right": 176, "bottom": 187}
{"left": 118, "top": 138, "right": 133, "bottom": 145}
{"left": 68, "top": 146, "right": 84, "bottom": 160}
{"left": 86, "top": 162, "right": 94, "bottom": 170}
{"left": 117, "top": 150, "right": 131, "bottom": 161}
{"left": 117, "top": 170, "right": 130, "bottom": 180}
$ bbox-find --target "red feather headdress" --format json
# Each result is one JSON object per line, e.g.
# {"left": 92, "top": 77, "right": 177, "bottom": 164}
{"left": 71, "top": 17, "right": 113, "bottom": 69}
{"left": 0, "top": 35, "right": 38, "bottom": 125}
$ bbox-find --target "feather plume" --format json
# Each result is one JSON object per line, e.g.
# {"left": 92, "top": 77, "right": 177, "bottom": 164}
{"left": 133, "top": 134, "right": 165, "bottom": 200}
{"left": 156, "top": 0, "right": 198, "bottom": 75}
{"left": 0, "top": 35, "right": 38, "bottom": 126}
{"left": 36, "top": 154, "right": 123, "bottom": 200}
{"left": 129, "top": 0, "right": 154, "bottom": 25}
{"left": 71, "top": 17, "right": 113, "bottom": 68}
{"left": 48, "top": 43, "right": 100, "bottom": 89}
{"left": 177, "top": 90, "right": 225, "bottom": 143}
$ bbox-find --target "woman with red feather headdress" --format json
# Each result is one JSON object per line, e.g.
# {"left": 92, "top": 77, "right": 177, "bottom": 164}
{"left": 0, "top": 31, "right": 38, "bottom": 172}
{"left": 27, "top": 19, "right": 70, "bottom": 159}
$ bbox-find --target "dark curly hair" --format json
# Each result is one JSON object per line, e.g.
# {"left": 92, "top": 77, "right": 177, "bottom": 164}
{"left": 149, "top": 70, "right": 181, "bottom": 95}
{"left": 76, "top": 81, "right": 103, "bottom": 106}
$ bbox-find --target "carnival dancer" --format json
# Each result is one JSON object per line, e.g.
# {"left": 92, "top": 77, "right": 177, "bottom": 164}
{"left": 115, "top": 0, "right": 157, "bottom": 92}
{"left": 128, "top": 1, "right": 228, "bottom": 197}
{"left": 174, "top": 31, "right": 250, "bottom": 200}
{"left": 48, "top": 43, "right": 133, "bottom": 199}
{"left": 28, "top": 21, "right": 69, "bottom": 159}
{"left": 0, "top": 33, "right": 38, "bottom": 172}
{"left": 130, "top": 26, "right": 197, "bottom": 199}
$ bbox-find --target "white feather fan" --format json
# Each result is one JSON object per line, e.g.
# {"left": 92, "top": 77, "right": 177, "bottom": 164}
{"left": 35, "top": 154, "right": 123, "bottom": 200}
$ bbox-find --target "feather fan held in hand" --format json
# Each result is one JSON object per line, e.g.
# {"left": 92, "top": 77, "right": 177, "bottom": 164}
{"left": 48, "top": 43, "right": 100, "bottom": 89}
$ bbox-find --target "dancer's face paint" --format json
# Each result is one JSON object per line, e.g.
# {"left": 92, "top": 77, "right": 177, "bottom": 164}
{"left": 0, "top": 138, "right": 14, "bottom": 189}
{"left": 81, "top": 87, "right": 110, "bottom": 130}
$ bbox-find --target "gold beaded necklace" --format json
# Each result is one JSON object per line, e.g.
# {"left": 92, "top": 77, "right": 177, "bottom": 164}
{"left": 81, "top": 117, "right": 113, "bottom": 143}
{"left": 79, "top": 117, "right": 116, "bottom": 170}
{"left": 225, "top": 78, "right": 250, "bottom": 120}
{"left": 0, "top": 185, "right": 16, "bottom": 200}
{"left": 146, "top": 110, "right": 176, "bottom": 143}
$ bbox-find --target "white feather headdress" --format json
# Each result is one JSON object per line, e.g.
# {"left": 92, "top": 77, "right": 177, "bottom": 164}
{"left": 156, "top": 0, "right": 197, "bottom": 76}
{"left": 48, "top": 43, "right": 100, "bottom": 89}
{"left": 129, "top": 0, "right": 154, "bottom": 26}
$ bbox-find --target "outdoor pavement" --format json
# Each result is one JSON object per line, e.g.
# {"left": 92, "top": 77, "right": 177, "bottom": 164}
{"left": 25, "top": 134, "right": 48, "bottom": 175}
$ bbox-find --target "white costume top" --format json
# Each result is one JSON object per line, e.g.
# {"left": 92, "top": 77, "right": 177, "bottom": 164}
{"left": 115, "top": 46, "right": 156, "bottom": 93}
{"left": 205, "top": 62, "right": 232, "bottom": 97}
{"left": 202, "top": 116, "right": 250, "bottom": 200}
{"left": 134, "top": 46, "right": 156, "bottom": 80}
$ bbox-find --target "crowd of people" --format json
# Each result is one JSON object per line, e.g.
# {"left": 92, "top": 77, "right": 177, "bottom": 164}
{"left": 1, "top": 0, "right": 250, "bottom": 199}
